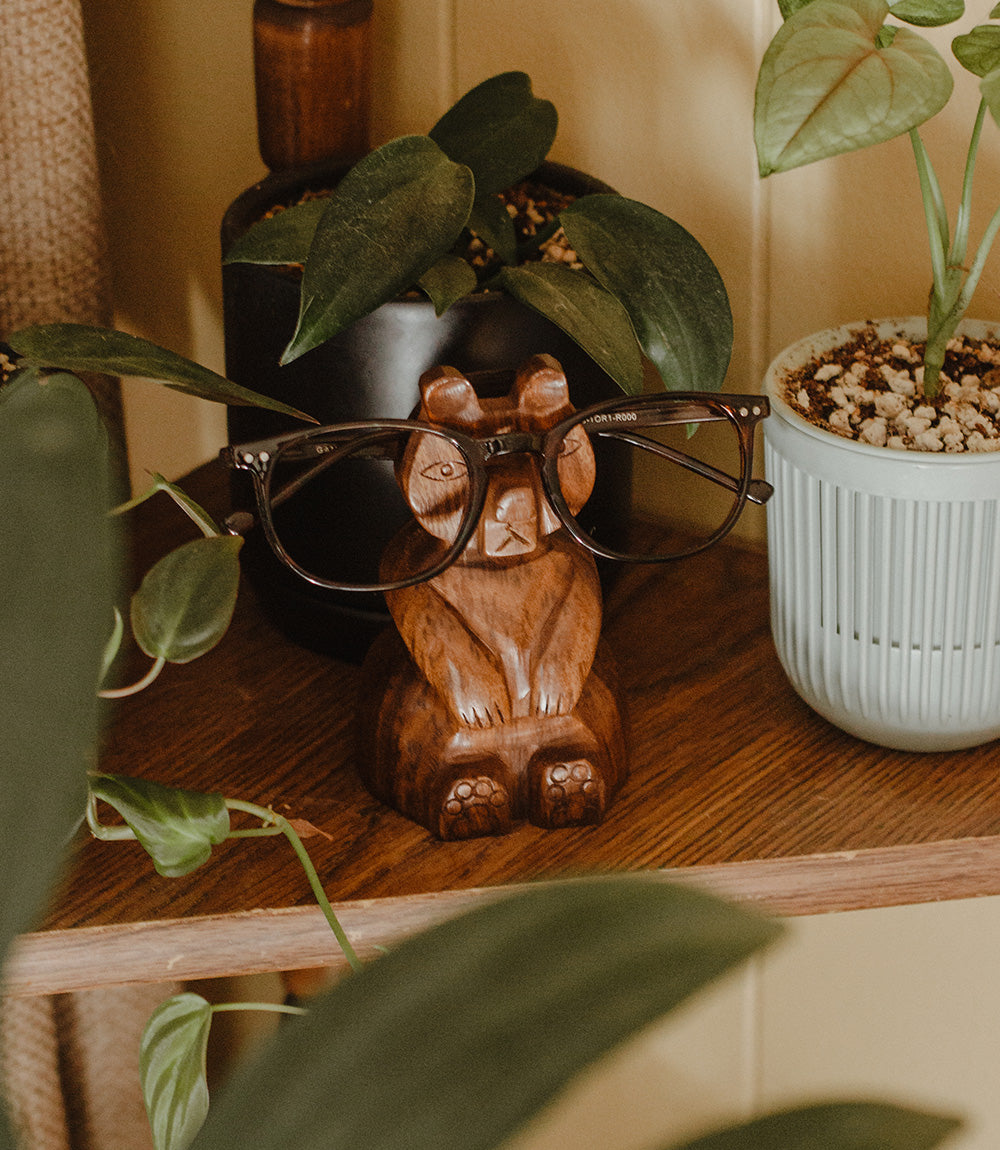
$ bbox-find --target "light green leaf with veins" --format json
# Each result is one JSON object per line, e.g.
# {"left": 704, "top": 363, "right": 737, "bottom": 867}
{"left": 756, "top": 0, "right": 953, "bottom": 176}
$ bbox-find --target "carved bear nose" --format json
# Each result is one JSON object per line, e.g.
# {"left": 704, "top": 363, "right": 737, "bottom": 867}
{"left": 495, "top": 487, "right": 533, "bottom": 524}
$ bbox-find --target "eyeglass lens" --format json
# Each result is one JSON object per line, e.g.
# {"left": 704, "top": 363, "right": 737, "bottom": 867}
{"left": 571, "top": 411, "right": 748, "bottom": 560}
{"left": 265, "top": 427, "right": 476, "bottom": 589}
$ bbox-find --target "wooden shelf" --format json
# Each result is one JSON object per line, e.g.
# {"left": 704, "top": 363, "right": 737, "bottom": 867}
{"left": 9, "top": 463, "right": 1000, "bottom": 997}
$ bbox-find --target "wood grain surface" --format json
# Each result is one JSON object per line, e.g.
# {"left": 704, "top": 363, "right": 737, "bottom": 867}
{"left": 8, "top": 461, "right": 1000, "bottom": 996}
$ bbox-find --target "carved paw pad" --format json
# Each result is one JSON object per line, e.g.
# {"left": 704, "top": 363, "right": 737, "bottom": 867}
{"left": 532, "top": 758, "right": 605, "bottom": 828}
{"left": 439, "top": 775, "right": 512, "bottom": 840}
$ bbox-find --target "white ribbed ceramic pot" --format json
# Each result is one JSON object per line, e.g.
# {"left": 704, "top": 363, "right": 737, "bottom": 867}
{"left": 763, "top": 317, "right": 1000, "bottom": 751}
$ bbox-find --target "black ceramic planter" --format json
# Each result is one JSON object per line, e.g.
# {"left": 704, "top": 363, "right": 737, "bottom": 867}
{"left": 221, "top": 159, "right": 631, "bottom": 662}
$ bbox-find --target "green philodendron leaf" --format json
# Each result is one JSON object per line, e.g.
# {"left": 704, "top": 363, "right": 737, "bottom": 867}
{"left": 131, "top": 535, "right": 242, "bottom": 664}
{"left": 499, "top": 263, "right": 644, "bottom": 394}
{"left": 671, "top": 1102, "right": 961, "bottom": 1150}
{"left": 192, "top": 878, "right": 781, "bottom": 1150}
{"left": 468, "top": 193, "right": 519, "bottom": 265}
{"left": 429, "top": 71, "right": 558, "bottom": 196}
{"left": 90, "top": 775, "right": 230, "bottom": 877}
{"left": 140, "top": 993, "right": 213, "bottom": 1150}
{"left": 953, "top": 23, "right": 1000, "bottom": 75}
{"left": 0, "top": 368, "right": 112, "bottom": 963}
{"left": 755, "top": 0, "right": 953, "bottom": 176}
{"left": 417, "top": 255, "right": 479, "bottom": 315}
{"left": 7, "top": 325, "right": 316, "bottom": 423}
{"left": 889, "top": 0, "right": 964, "bottom": 26}
{"left": 223, "top": 197, "right": 327, "bottom": 267}
{"left": 981, "top": 64, "right": 1000, "bottom": 126}
{"left": 283, "top": 136, "right": 474, "bottom": 364}
{"left": 561, "top": 195, "right": 733, "bottom": 392}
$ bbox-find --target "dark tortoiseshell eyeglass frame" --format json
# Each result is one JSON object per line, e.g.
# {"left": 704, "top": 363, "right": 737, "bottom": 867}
{"left": 220, "top": 391, "right": 772, "bottom": 594}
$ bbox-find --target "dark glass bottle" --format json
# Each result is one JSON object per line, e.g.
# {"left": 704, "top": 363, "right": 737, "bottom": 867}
{"left": 252, "top": 0, "right": 372, "bottom": 170}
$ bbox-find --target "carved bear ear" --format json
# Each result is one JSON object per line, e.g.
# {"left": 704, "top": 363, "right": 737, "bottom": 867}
{"left": 513, "top": 353, "right": 573, "bottom": 420}
{"left": 418, "top": 365, "right": 484, "bottom": 427}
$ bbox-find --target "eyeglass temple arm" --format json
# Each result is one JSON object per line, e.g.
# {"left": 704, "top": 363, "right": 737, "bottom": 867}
{"left": 221, "top": 432, "right": 393, "bottom": 535}
{"left": 593, "top": 429, "right": 774, "bottom": 505}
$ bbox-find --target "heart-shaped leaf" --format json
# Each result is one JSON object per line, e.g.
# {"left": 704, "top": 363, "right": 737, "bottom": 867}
{"left": 561, "top": 195, "right": 733, "bottom": 392}
{"left": 429, "top": 72, "right": 557, "bottom": 196}
{"left": 889, "top": 0, "right": 964, "bottom": 26}
{"left": 672, "top": 1102, "right": 961, "bottom": 1150}
{"left": 418, "top": 255, "right": 479, "bottom": 315}
{"left": 0, "top": 368, "right": 111, "bottom": 961}
{"left": 140, "top": 992, "right": 213, "bottom": 1150}
{"left": 953, "top": 23, "right": 1000, "bottom": 76}
{"left": 131, "top": 535, "right": 242, "bottom": 664}
{"left": 499, "top": 263, "right": 644, "bottom": 394}
{"left": 90, "top": 775, "right": 230, "bottom": 877}
{"left": 192, "top": 878, "right": 781, "bottom": 1150}
{"left": 7, "top": 325, "right": 316, "bottom": 423}
{"left": 223, "top": 198, "right": 327, "bottom": 267}
{"left": 755, "top": 0, "right": 953, "bottom": 176}
{"left": 283, "top": 136, "right": 474, "bottom": 364}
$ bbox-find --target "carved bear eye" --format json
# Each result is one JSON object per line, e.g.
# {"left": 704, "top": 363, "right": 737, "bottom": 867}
{"left": 420, "top": 458, "right": 469, "bottom": 482}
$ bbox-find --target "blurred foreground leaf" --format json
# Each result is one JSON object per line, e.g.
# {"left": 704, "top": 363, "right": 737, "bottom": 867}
{"left": 193, "top": 878, "right": 781, "bottom": 1150}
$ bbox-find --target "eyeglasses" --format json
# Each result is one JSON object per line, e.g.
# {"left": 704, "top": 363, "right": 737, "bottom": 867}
{"left": 220, "top": 391, "right": 772, "bottom": 594}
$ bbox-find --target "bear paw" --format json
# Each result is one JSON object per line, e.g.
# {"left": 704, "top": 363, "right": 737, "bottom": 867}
{"left": 438, "top": 774, "right": 512, "bottom": 840}
{"left": 529, "top": 757, "right": 605, "bottom": 829}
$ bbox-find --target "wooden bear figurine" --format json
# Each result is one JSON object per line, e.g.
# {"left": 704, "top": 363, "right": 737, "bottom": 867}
{"left": 357, "top": 354, "right": 628, "bottom": 840}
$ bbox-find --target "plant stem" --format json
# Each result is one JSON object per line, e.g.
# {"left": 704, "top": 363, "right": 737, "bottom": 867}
{"left": 211, "top": 1001, "right": 308, "bottom": 1017}
{"left": 919, "top": 99, "right": 1000, "bottom": 396}
{"left": 910, "top": 127, "right": 949, "bottom": 290}
{"left": 98, "top": 656, "right": 167, "bottom": 698}
{"left": 85, "top": 791, "right": 136, "bottom": 840}
{"left": 950, "top": 99, "right": 988, "bottom": 271}
{"left": 225, "top": 799, "right": 364, "bottom": 974}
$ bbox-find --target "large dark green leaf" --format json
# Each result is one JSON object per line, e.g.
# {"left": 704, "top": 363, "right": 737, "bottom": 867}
{"left": 193, "top": 877, "right": 781, "bottom": 1150}
{"left": 283, "top": 136, "right": 474, "bottom": 363}
{"left": 429, "top": 71, "right": 558, "bottom": 196}
{"left": 131, "top": 535, "right": 242, "bottom": 664}
{"left": 223, "top": 198, "right": 327, "bottom": 267}
{"left": 953, "top": 23, "right": 1000, "bottom": 76}
{"left": 561, "top": 195, "right": 733, "bottom": 392}
{"left": 90, "top": 775, "right": 230, "bottom": 877}
{"left": 671, "top": 1102, "right": 961, "bottom": 1150}
{"left": 499, "top": 263, "right": 644, "bottom": 394}
{"left": 140, "top": 992, "right": 213, "bottom": 1150}
{"left": 755, "top": 0, "right": 953, "bottom": 176}
{"left": 0, "top": 368, "right": 112, "bottom": 960}
{"left": 7, "top": 325, "right": 316, "bottom": 422}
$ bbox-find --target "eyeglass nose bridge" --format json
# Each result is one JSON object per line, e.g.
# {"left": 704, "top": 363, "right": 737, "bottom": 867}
{"left": 478, "top": 429, "right": 547, "bottom": 461}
